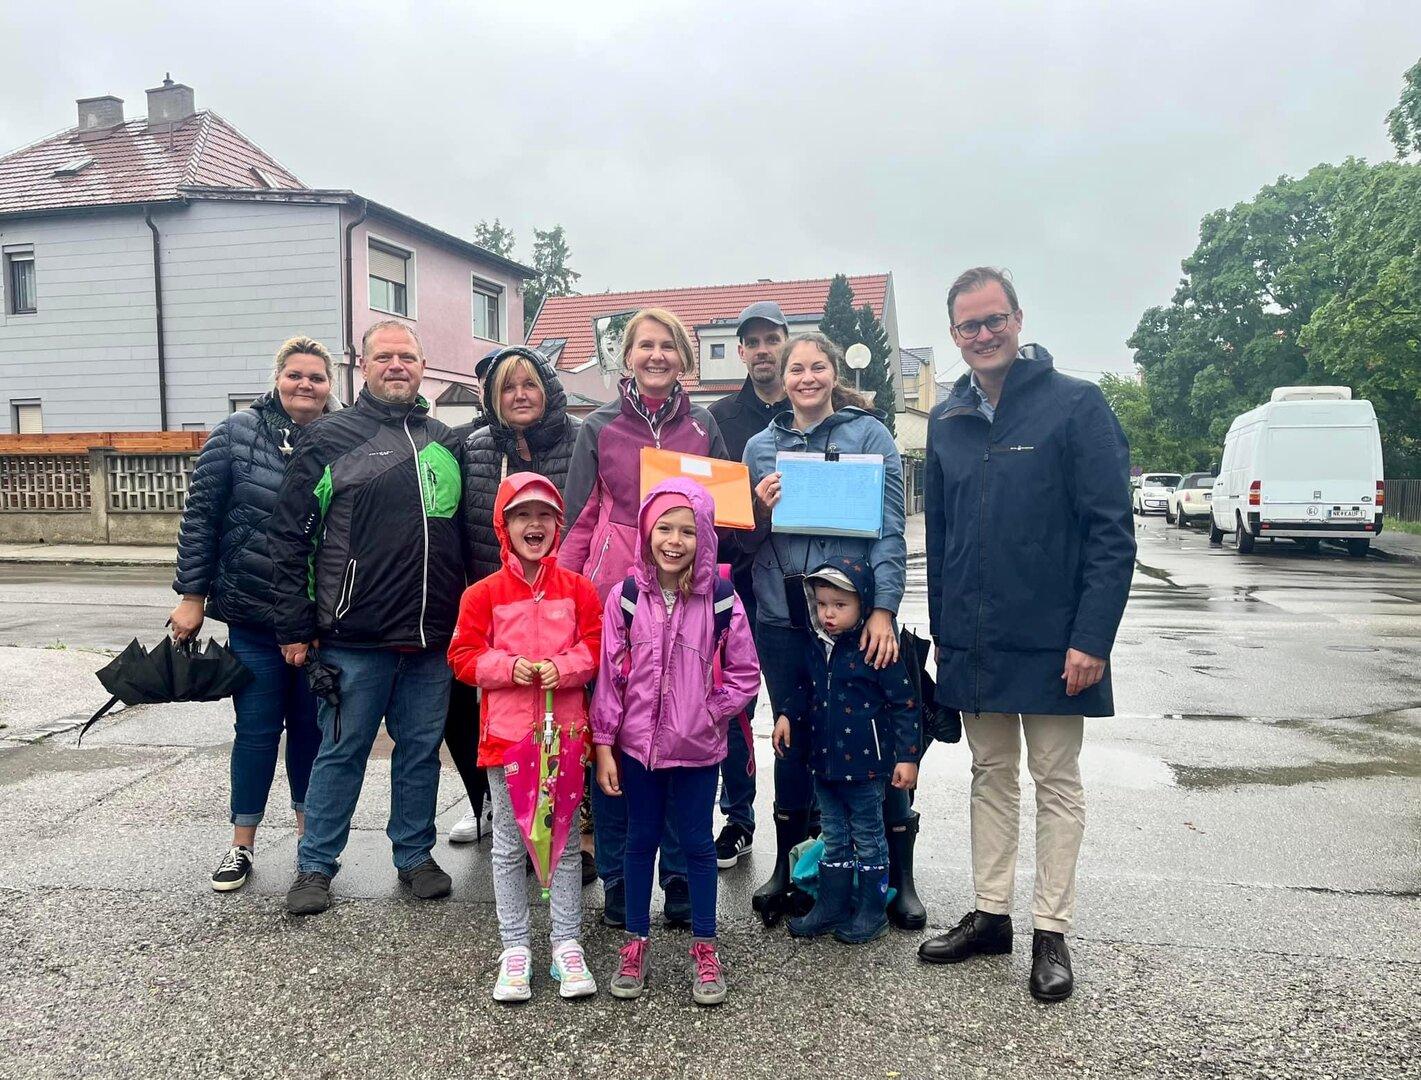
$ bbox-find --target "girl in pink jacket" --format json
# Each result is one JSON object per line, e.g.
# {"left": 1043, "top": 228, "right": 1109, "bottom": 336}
{"left": 592, "top": 478, "right": 759, "bottom": 1007}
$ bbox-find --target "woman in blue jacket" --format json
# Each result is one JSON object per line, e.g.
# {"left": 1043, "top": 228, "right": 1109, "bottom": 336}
{"left": 170, "top": 336, "right": 335, "bottom": 893}
{"left": 742, "top": 332, "right": 907, "bottom": 924}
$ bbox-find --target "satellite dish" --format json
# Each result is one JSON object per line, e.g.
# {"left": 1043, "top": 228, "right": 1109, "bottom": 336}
{"left": 845, "top": 343, "right": 871, "bottom": 370}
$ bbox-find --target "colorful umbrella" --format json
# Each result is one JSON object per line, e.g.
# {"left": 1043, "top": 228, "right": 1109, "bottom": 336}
{"left": 504, "top": 672, "right": 584, "bottom": 899}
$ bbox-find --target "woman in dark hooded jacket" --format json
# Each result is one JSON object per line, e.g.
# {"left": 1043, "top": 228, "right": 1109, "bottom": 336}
{"left": 445, "top": 346, "right": 580, "bottom": 846}
{"left": 170, "top": 335, "right": 336, "bottom": 893}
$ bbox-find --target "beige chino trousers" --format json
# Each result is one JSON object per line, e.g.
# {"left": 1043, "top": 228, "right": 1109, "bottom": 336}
{"left": 962, "top": 711, "right": 1085, "bottom": 933}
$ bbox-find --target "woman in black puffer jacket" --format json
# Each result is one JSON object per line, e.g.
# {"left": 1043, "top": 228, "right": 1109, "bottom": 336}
{"left": 170, "top": 336, "right": 336, "bottom": 893}
{"left": 445, "top": 346, "right": 580, "bottom": 846}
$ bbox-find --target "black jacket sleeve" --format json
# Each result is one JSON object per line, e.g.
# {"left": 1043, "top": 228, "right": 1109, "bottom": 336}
{"left": 172, "top": 419, "right": 233, "bottom": 599}
{"left": 267, "top": 428, "right": 330, "bottom": 646}
{"left": 924, "top": 413, "right": 946, "bottom": 643}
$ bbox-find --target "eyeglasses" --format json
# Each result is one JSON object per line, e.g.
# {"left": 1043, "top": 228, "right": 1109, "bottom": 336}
{"left": 951, "top": 313, "right": 1014, "bottom": 339}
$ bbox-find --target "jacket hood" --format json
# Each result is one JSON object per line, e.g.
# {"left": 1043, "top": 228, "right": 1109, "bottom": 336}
{"left": 479, "top": 347, "right": 571, "bottom": 453}
{"left": 942, "top": 344, "right": 1054, "bottom": 415}
{"left": 633, "top": 478, "right": 718, "bottom": 594}
{"left": 768, "top": 404, "right": 879, "bottom": 439}
{"left": 493, "top": 471, "right": 566, "bottom": 575}
{"left": 805, "top": 555, "right": 875, "bottom": 637}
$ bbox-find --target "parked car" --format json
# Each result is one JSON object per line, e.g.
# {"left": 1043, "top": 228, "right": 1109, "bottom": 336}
{"left": 1210, "top": 386, "right": 1384, "bottom": 557}
{"left": 1132, "top": 473, "right": 1182, "bottom": 516}
{"left": 1167, "top": 473, "right": 1215, "bottom": 527}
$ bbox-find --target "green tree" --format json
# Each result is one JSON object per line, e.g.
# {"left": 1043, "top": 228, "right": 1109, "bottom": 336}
{"left": 522, "top": 225, "right": 581, "bottom": 335}
{"left": 1386, "top": 58, "right": 1421, "bottom": 158}
{"left": 818, "top": 274, "right": 860, "bottom": 357}
{"left": 855, "top": 303, "right": 897, "bottom": 430}
{"left": 1099, "top": 373, "right": 1214, "bottom": 473}
{"left": 472, "top": 218, "right": 517, "bottom": 258}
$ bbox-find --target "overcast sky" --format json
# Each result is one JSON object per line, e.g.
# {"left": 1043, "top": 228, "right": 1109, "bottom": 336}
{"left": 3, "top": 1, "right": 1418, "bottom": 384}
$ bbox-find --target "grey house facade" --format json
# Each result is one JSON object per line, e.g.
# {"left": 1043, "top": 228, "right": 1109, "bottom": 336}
{"left": 0, "top": 79, "right": 531, "bottom": 433}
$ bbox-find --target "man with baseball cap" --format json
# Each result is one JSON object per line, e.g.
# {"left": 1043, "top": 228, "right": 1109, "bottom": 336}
{"left": 707, "top": 301, "right": 792, "bottom": 870}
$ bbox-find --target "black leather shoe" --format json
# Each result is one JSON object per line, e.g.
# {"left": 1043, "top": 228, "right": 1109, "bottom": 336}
{"left": 397, "top": 858, "right": 452, "bottom": 900}
{"left": 1030, "top": 930, "right": 1074, "bottom": 1001}
{"left": 918, "top": 909, "right": 1012, "bottom": 964}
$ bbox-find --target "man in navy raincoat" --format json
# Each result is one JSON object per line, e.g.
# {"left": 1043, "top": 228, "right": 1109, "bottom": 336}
{"left": 918, "top": 267, "right": 1135, "bottom": 1003}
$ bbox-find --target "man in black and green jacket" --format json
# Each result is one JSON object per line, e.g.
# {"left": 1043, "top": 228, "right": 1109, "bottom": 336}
{"left": 269, "top": 320, "right": 466, "bottom": 915}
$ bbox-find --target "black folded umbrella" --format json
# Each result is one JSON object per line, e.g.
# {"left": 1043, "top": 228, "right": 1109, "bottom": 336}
{"left": 77, "top": 636, "right": 254, "bottom": 744}
{"left": 900, "top": 627, "right": 961, "bottom": 745}
{"left": 303, "top": 649, "right": 343, "bottom": 742}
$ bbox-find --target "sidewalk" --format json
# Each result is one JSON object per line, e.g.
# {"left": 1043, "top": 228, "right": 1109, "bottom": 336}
{"left": 0, "top": 542, "right": 176, "bottom": 566}
{"left": 1374, "top": 527, "right": 1421, "bottom": 563}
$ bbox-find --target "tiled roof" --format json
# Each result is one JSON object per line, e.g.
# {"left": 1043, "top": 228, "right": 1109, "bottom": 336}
{"left": 0, "top": 111, "right": 303, "bottom": 216}
{"left": 528, "top": 274, "right": 890, "bottom": 391}
{"left": 900, "top": 345, "right": 934, "bottom": 377}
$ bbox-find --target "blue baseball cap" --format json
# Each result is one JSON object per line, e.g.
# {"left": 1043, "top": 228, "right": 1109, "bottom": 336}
{"left": 736, "top": 301, "right": 789, "bottom": 339}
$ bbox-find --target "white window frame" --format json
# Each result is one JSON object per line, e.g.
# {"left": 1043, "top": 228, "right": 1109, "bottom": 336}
{"left": 366, "top": 234, "right": 417, "bottom": 320}
{"left": 229, "top": 395, "right": 259, "bottom": 413}
{"left": 471, "top": 275, "right": 504, "bottom": 343}
{"left": 4, "top": 246, "right": 37, "bottom": 316}
{"left": 710, "top": 343, "right": 725, "bottom": 359}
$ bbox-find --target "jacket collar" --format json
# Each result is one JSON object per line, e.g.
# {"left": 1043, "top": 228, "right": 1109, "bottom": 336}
{"left": 357, "top": 386, "right": 429, "bottom": 423}
{"left": 942, "top": 343, "right": 1055, "bottom": 419}
{"left": 735, "top": 376, "right": 790, "bottom": 416}
{"left": 769, "top": 404, "right": 873, "bottom": 440}
{"left": 619, "top": 376, "right": 689, "bottom": 427}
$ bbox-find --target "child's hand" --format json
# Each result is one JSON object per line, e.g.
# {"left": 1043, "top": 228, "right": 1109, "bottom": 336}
{"left": 539, "top": 662, "right": 560, "bottom": 690}
{"left": 595, "top": 745, "right": 621, "bottom": 797}
{"left": 512, "top": 657, "right": 538, "bottom": 686}
{"left": 772, "top": 715, "right": 792, "bottom": 758}
{"left": 891, "top": 762, "right": 919, "bottom": 790}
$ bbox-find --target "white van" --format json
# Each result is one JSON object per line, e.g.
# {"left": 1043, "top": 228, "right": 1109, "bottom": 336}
{"left": 1210, "top": 387, "right": 1385, "bottom": 557}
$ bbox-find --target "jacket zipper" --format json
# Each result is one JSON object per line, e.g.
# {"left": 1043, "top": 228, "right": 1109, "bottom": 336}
{"left": 646, "top": 594, "right": 674, "bottom": 769}
{"left": 870, "top": 718, "right": 882, "bottom": 761}
{"left": 973, "top": 444, "right": 989, "bottom": 715}
{"left": 588, "top": 531, "right": 613, "bottom": 584}
{"left": 335, "top": 558, "right": 358, "bottom": 619}
{"left": 403, "top": 415, "right": 430, "bottom": 649}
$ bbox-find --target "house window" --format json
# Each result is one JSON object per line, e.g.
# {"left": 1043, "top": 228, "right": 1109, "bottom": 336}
{"left": 710, "top": 343, "right": 725, "bottom": 359}
{"left": 11, "top": 400, "right": 42, "bottom": 434}
{"left": 4, "top": 250, "right": 36, "bottom": 315}
{"left": 229, "top": 395, "right": 259, "bottom": 413}
{"left": 472, "top": 278, "right": 502, "bottom": 342}
{"left": 368, "top": 241, "right": 411, "bottom": 317}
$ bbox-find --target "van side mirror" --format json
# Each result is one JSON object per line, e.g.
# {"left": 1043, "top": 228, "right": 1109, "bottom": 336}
{"left": 1208, "top": 461, "right": 1219, "bottom": 473}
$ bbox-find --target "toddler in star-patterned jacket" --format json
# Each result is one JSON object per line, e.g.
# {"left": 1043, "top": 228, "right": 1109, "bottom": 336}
{"left": 772, "top": 556, "right": 921, "bottom": 944}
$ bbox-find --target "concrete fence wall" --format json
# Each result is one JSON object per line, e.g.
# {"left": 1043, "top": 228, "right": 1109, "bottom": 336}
{"left": 0, "top": 449, "right": 193, "bottom": 544}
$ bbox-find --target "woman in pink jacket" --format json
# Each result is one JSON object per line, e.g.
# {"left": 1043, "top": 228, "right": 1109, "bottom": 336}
{"left": 592, "top": 479, "right": 759, "bottom": 1007}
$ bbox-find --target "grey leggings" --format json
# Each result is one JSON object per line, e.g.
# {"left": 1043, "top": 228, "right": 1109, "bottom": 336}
{"left": 487, "top": 767, "right": 583, "bottom": 949}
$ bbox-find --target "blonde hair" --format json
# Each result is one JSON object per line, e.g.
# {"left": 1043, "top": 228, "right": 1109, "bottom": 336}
{"left": 621, "top": 308, "right": 697, "bottom": 381}
{"left": 489, "top": 355, "right": 546, "bottom": 426}
{"left": 272, "top": 335, "right": 335, "bottom": 385}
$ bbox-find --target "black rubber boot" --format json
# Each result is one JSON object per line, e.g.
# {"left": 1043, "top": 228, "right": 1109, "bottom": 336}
{"left": 885, "top": 811, "right": 927, "bottom": 930}
{"left": 752, "top": 805, "right": 810, "bottom": 927}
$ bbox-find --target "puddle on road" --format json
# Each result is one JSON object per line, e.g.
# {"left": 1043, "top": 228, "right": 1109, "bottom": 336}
{"left": 1168, "top": 758, "right": 1421, "bottom": 789}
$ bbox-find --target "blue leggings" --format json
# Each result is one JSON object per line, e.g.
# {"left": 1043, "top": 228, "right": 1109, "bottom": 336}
{"left": 620, "top": 754, "right": 719, "bottom": 938}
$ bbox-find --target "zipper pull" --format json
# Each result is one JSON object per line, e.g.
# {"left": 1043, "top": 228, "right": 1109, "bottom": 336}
{"left": 982, "top": 450, "right": 990, "bottom": 462}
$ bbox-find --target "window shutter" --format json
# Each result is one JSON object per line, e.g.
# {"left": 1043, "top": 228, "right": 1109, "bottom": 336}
{"left": 368, "top": 244, "right": 408, "bottom": 285}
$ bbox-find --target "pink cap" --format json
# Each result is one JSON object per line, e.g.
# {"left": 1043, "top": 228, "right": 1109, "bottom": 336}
{"left": 642, "top": 491, "right": 694, "bottom": 538}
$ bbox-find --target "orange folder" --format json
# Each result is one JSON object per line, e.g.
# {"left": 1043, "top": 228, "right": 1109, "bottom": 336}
{"left": 639, "top": 447, "right": 755, "bottom": 530}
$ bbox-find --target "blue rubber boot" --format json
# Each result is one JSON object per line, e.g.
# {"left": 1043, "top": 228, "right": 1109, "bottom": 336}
{"left": 787, "top": 864, "right": 854, "bottom": 938}
{"left": 834, "top": 864, "right": 889, "bottom": 944}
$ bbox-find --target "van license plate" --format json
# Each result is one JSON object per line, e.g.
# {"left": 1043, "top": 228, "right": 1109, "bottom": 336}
{"left": 1329, "top": 508, "right": 1365, "bottom": 520}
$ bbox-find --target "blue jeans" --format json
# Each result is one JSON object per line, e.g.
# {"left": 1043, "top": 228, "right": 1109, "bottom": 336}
{"left": 226, "top": 621, "right": 320, "bottom": 827}
{"left": 756, "top": 620, "right": 815, "bottom": 813}
{"left": 591, "top": 764, "right": 686, "bottom": 888}
{"left": 815, "top": 777, "right": 888, "bottom": 868}
{"left": 297, "top": 645, "right": 452, "bottom": 877}
{"left": 621, "top": 755, "right": 719, "bottom": 938}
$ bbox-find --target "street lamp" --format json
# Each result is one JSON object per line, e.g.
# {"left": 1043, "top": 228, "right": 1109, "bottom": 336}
{"left": 844, "top": 342, "right": 871, "bottom": 393}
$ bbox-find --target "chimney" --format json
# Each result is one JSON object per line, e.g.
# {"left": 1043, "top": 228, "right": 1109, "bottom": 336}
{"left": 146, "top": 74, "right": 196, "bottom": 127}
{"left": 76, "top": 96, "right": 124, "bottom": 137}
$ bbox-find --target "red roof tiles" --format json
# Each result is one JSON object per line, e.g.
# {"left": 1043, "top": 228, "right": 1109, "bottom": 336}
{"left": 528, "top": 274, "right": 890, "bottom": 390}
{"left": 0, "top": 111, "right": 303, "bottom": 216}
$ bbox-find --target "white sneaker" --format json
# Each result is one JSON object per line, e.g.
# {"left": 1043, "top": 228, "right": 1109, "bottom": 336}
{"left": 492, "top": 946, "right": 533, "bottom": 1003}
{"left": 550, "top": 939, "right": 597, "bottom": 999}
{"left": 449, "top": 808, "right": 485, "bottom": 844}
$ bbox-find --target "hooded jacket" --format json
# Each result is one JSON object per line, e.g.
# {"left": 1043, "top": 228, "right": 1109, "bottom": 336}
{"left": 462, "top": 348, "right": 581, "bottom": 582}
{"left": 447, "top": 473, "right": 602, "bottom": 767}
{"left": 558, "top": 378, "right": 728, "bottom": 601}
{"left": 174, "top": 392, "right": 312, "bottom": 627}
{"left": 742, "top": 406, "right": 907, "bottom": 627}
{"left": 590, "top": 478, "right": 760, "bottom": 770}
{"left": 268, "top": 387, "right": 465, "bottom": 650}
{"left": 925, "top": 344, "right": 1135, "bottom": 717}
{"left": 786, "top": 556, "right": 921, "bottom": 783}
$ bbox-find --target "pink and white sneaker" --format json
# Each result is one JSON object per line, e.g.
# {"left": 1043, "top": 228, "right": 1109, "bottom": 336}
{"left": 549, "top": 939, "right": 597, "bottom": 999}
{"left": 690, "top": 939, "right": 726, "bottom": 1006}
{"left": 492, "top": 945, "right": 532, "bottom": 1003}
{"left": 610, "top": 935, "right": 650, "bottom": 999}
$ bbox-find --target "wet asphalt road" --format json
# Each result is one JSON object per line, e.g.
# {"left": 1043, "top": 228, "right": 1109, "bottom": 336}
{"left": 0, "top": 518, "right": 1417, "bottom": 1078}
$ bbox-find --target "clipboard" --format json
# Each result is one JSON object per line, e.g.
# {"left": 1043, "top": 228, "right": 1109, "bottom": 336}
{"left": 639, "top": 447, "right": 755, "bottom": 530}
{"left": 771, "top": 451, "right": 884, "bottom": 538}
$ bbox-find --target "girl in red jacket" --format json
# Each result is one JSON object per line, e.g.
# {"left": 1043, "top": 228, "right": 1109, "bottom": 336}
{"left": 448, "top": 473, "right": 602, "bottom": 1004}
